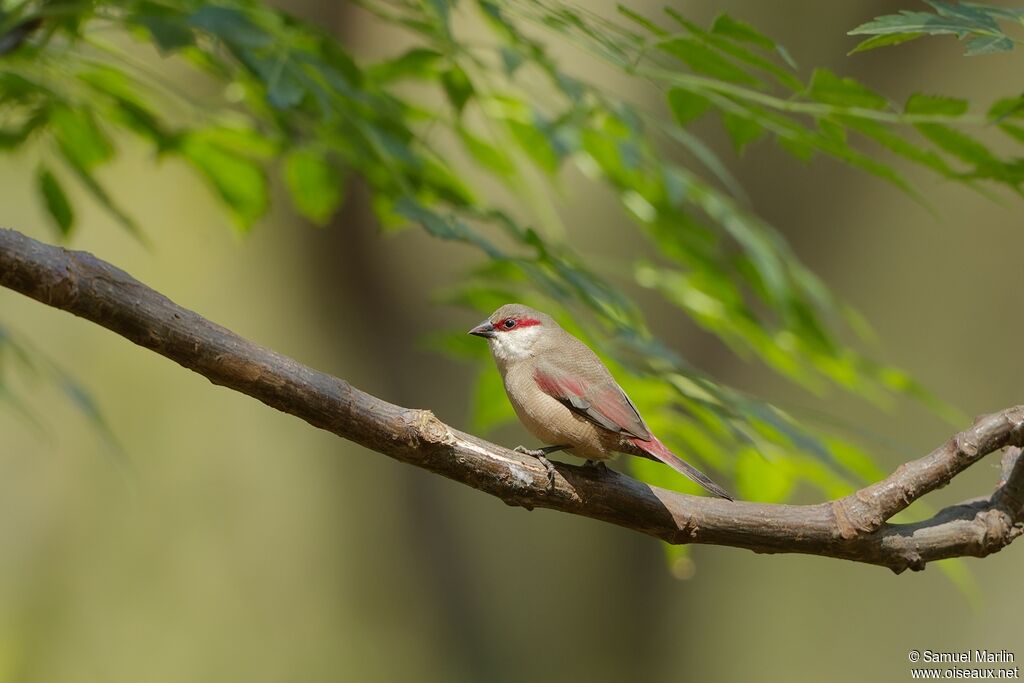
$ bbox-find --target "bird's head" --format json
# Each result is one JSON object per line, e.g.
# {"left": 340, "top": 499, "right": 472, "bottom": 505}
{"left": 467, "top": 303, "right": 553, "bottom": 364}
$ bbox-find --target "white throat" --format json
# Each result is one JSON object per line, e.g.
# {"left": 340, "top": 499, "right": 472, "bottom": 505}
{"left": 489, "top": 327, "right": 541, "bottom": 370}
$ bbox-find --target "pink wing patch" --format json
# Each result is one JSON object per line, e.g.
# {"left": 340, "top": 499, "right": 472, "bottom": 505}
{"left": 533, "top": 366, "right": 650, "bottom": 440}
{"left": 533, "top": 369, "right": 585, "bottom": 399}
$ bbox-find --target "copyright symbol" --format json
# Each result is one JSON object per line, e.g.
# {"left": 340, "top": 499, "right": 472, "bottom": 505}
{"left": 909, "top": 650, "right": 921, "bottom": 662}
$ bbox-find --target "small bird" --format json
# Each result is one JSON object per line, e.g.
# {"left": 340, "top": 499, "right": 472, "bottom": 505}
{"left": 468, "top": 303, "right": 733, "bottom": 500}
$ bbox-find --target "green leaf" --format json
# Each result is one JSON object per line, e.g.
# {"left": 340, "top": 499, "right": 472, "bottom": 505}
{"left": 76, "top": 66, "right": 148, "bottom": 109}
{"left": 840, "top": 116, "right": 954, "bottom": 176}
{"left": 131, "top": 4, "right": 194, "bottom": 53}
{"left": 478, "top": 1, "right": 518, "bottom": 42}
{"left": 958, "top": 3, "right": 1024, "bottom": 20}
{"left": 709, "top": 12, "right": 797, "bottom": 68}
{"left": 426, "top": 0, "right": 452, "bottom": 37}
{"left": 0, "top": 72, "right": 46, "bottom": 100}
{"left": 776, "top": 131, "right": 816, "bottom": 161}
{"left": 817, "top": 117, "right": 846, "bottom": 144}
{"left": 658, "top": 37, "right": 759, "bottom": 85}
{"left": 366, "top": 48, "right": 443, "bottom": 82}
{"left": 997, "top": 122, "right": 1024, "bottom": 144}
{"left": 905, "top": 93, "right": 968, "bottom": 116}
{"left": 284, "top": 147, "right": 343, "bottom": 225}
{"left": 849, "top": 10, "right": 986, "bottom": 37}
{"left": 184, "top": 125, "right": 277, "bottom": 160}
{"left": 848, "top": 32, "right": 923, "bottom": 55}
{"left": 458, "top": 127, "right": 516, "bottom": 176}
{"left": 260, "top": 54, "right": 306, "bottom": 109}
{"left": 721, "top": 112, "right": 764, "bottom": 153}
{"left": 848, "top": 1, "right": 1019, "bottom": 56}
{"left": 37, "top": 166, "right": 74, "bottom": 237}
{"left": 50, "top": 106, "right": 113, "bottom": 170}
{"left": 499, "top": 47, "right": 524, "bottom": 76}
{"left": 661, "top": 9, "right": 799, "bottom": 90}
{"left": 77, "top": 67, "right": 173, "bottom": 148}
{"left": 394, "top": 198, "right": 503, "bottom": 258}
{"left": 964, "top": 3, "right": 1024, "bottom": 21}
{"left": 912, "top": 123, "right": 996, "bottom": 167}
{"left": 964, "top": 34, "right": 1014, "bottom": 55}
{"left": 180, "top": 131, "right": 268, "bottom": 231}
{"left": 847, "top": 1, "right": 1015, "bottom": 56}
{"left": 988, "top": 96, "right": 1024, "bottom": 122}
{"left": 57, "top": 148, "right": 143, "bottom": 238}
{"left": 0, "top": 106, "right": 46, "bottom": 150}
{"left": 661, "top": 126, "right": 747, "bottom": 202}
{"left": 616, "top": 6, "right": 666, "bottom": 37}
{"left": 815, "top": 128, "right": 917, "bottom": 196}
{"left": 441, "top": 65, "right": 474, "bottom": 114}
{"left": 926, "top": 1, "right": 999, "bottom": 30}
{"left": 188, "top": 5, "right": 271, "bottom": 49}
{"left": 709, "top": 13, "right": 774, "bottom": 49}
{"left": 505, "top": 119, "right": 560, "bottom": 174}
{"left": 666, "top": 88, "right": 711, "bottom": 125}
{"left": 808, "top": 69, "right": 888, "bottom": 110}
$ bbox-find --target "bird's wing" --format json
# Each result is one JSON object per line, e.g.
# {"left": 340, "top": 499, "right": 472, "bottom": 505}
{"left": 532, "top": 359, "right": 651, "bottom": 440}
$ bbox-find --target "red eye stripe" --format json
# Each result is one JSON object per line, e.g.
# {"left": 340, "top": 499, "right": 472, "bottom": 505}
{"left": 495, "top": 317, "right": 542, "bottom": 331}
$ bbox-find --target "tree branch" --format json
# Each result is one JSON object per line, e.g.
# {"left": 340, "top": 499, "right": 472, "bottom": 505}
{"left": 1, "top": 227, "right": 1022, "bottom": 573}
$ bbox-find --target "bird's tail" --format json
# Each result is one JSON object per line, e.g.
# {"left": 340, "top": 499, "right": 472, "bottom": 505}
{"left": 631, "top": 437, "right": 734, "bottom": 501}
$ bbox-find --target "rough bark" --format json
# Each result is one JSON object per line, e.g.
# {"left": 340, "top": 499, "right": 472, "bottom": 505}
{"left": 1, "top": 227, "right": 1022, "bottom": 573}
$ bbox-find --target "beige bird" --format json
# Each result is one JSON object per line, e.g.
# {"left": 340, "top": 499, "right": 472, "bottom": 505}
{"left": 468, "top": 303, "right": 732, "bottom": 499}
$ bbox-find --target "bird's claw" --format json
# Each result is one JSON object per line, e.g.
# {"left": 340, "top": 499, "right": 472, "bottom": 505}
{"left": 514, "top": 445, "right": 566, "bottom": 493}
{"left": 583, "top": 459, "right": 610, "bottom": 473}
{"left": 536, "top": 454, "right": 557, "bottom": 492}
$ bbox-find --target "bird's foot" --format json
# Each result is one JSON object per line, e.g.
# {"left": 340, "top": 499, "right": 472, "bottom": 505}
{"left": 514, "top": 445, "right": 568, "bottom": 492}
{"left": 514, "top": 444, "right": 568, "bottom": 457}
{"left": 583, "top": 459, "right": 610, "bottom": 473}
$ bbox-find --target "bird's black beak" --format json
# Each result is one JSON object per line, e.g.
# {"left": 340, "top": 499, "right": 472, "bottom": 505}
{"left": 468, "top": 319, "right": 496, "bottom": 339}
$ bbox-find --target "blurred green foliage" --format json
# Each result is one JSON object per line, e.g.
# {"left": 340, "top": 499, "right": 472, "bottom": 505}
{"left": 1, "top": 0, "right": 1021, "bottom": 507}
{"left": 849, "top": 1, "right": 1024, "bottom": 56}
{"left": 0, "top": 325, "right": 123, "bottom": 461}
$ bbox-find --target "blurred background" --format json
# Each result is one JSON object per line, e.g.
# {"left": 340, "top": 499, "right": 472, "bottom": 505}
{"left": 1, "top": 1, "right": 1022, "bottom": 681}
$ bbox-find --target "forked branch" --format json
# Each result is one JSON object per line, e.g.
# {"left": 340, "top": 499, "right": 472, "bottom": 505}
{"left": 1, "top": 228, "right": 1021, "bottom": 573}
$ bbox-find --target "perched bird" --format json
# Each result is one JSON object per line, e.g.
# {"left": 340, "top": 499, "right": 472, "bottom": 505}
{"left": 468, "top": 303, "right": 733, "bottom": 500}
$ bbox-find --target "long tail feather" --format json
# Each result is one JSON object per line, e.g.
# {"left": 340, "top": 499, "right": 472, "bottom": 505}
{"left": 631, "top": 437, "right": 734, "bottom": 501}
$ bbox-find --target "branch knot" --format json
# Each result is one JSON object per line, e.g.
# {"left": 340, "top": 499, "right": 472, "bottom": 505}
{"left": 405, "top": 409, "right": 452, "bottom": 447}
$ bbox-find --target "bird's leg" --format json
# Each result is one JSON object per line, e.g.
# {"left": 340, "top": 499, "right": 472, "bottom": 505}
{"left": 513, "top": 444, "right": 568, "bottom": 491}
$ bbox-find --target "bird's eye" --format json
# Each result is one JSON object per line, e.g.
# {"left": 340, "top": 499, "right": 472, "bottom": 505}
{"left": 503, "top": 318, "right": 517, "bottom": 329}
